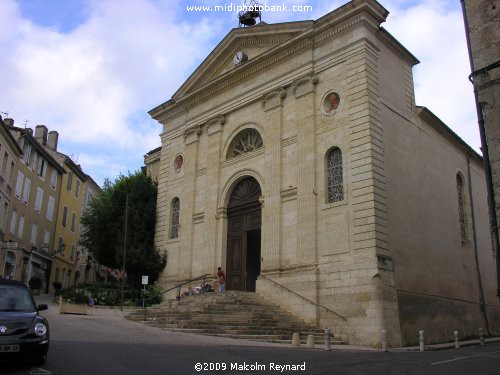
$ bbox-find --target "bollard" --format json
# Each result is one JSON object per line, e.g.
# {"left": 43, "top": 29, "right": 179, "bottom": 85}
{"left": 479, "top": 328, "right": 485, "bottom": 346}
{"left": 454, "top": 331, "right": 460, "bottom": 349}
{"left": 325, "top": 327, "right": 331, "bottom": 351}
{"left": 306, "top": 335, "right": 315, "bottom": 348}
{"left": 381, "top": 330, "right": 388, "bottom": 352}
{"left": 292, "top": 333, "right": 300, "bottom": 347}
{"left": 419, "top": 330, "right": 425, "bottom": 352}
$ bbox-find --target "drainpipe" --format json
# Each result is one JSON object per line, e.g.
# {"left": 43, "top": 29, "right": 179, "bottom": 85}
{"left": 467, "top": 158, "right": 490, "bottom": 335}
{"left": 461, "top": 0, "right": 500, "bottom": 302}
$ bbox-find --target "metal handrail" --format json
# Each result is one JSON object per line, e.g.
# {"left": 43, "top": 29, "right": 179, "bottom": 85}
{"left": 156, "top": 273, "right": 212, "bottom": 299}
{"left": 143, "top": 273, "right": 212, "bottom": 304}
{"left": 259, "top": 274, "right": 346, "bottom": 321}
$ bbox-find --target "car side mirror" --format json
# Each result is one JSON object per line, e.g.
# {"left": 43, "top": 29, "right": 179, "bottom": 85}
{"left": 37, "top": 304, "right": 48, "bottom": 311}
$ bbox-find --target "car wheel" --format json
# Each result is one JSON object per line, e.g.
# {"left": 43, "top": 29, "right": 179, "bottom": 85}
{"left": 32, "top": 353, "right": 47, "bottom": 365}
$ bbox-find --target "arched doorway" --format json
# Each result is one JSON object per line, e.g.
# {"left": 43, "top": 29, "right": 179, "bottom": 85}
{"left": 226, "top": 176, "right": 262, "bottom": 292}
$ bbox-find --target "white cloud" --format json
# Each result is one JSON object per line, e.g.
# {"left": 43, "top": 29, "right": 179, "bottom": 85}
{"left": 383, "top": 0, "right": 479, "bottom": 150}
{"left": 0, "top": 0, "right": 481, "bottom": 186}
{"left": 0, "top": 0, "right": 224, "bottom": 185}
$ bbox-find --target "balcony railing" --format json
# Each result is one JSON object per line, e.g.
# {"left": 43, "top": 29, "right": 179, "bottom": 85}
{"left": 31, "top": 244, "right": 54, "bottom": 260}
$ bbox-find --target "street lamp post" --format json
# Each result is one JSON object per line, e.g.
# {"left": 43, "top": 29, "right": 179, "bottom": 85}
{"left": 120, "top": 193, "right": 129, "bottom": 311}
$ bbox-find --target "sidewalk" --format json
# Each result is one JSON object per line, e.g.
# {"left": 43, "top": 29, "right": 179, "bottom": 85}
{"left": 391, "top": 336, "right": 500, "bottom": 352}
{"left": 34, "top": 293, "right": 500, "bottom": 352}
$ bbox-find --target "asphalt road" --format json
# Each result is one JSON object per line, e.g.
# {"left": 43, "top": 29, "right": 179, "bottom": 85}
{"left": 1, "top": 295, "right": 500, "bottom": 375}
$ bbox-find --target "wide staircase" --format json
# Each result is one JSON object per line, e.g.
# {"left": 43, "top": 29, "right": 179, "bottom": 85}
{"left": 127, "top": 290, "right": 347, "bottom": 345}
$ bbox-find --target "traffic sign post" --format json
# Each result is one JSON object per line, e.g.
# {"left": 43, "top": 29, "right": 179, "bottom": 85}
{"left": 142, "top": 276, "right": 149, "bottom": 320}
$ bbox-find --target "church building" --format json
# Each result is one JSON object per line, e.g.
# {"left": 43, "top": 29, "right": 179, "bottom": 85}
{"left": 145, "top": 0, "right": 500, "bottom": 346}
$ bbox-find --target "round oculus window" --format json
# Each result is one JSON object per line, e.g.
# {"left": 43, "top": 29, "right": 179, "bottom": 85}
{"left": 323, "top": 92, "right": 340, "bottom": 114}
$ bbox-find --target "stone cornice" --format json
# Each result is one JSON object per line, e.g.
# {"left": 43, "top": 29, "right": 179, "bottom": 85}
{"left": 262, "top": 87, "right": 286, "bottom": 111}
{"left": 150, "top": 6, "right": 383, "bottom": 124}
{"left": 183, "top": 125, "right": 202, "bottom": 145}
{"left": 206, "top": 114, "right": 226, "bottom": 136}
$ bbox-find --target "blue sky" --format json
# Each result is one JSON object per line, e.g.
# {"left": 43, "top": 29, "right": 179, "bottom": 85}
{"left": 0, "top": 0, "right": 477, "bottom": 186}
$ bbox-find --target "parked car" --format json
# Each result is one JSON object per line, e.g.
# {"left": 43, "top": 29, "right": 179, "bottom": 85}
{"left": 0, "top": 278, "right": 49, "bottom": 364}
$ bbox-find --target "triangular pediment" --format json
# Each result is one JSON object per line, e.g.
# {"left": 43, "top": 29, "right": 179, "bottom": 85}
{"left": 172, "top": 21, "right": 312, "bottom": 100}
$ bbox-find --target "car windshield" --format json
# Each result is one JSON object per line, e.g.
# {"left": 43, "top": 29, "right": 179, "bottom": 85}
{"left": 0, "top": 285, "right": 37, "bottom": 312}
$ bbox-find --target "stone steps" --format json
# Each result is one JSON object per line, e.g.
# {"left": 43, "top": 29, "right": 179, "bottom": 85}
{"left": 127, "top": 291, "right": 347, "bottom": 345}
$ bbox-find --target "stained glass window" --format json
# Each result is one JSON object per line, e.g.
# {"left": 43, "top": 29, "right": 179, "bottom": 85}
{"left": 327, "top": 147, "right": 343, "bottom": 203}
{"left": 171, "top": 198, "right": 180, "bottom": 239}
{"left": 457, "top": 174, "right": 467, "bottom": 242}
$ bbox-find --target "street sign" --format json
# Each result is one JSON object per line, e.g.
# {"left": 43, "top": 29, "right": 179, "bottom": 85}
{"left": 142, "top": 276, "right": 149, "bottom": 285}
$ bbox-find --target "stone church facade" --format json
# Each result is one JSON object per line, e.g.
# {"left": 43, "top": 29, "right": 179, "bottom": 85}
{"left": 146, "top": 0, "right": 500, "bottom": 346}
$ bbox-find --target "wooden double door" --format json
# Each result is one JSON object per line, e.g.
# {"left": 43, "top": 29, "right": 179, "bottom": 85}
{"left": 226, "top": 177, "right": 262, "bottom": 292}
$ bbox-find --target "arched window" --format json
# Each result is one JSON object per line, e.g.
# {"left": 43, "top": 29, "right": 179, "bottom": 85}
{"left": 456, "top": 174, "right": 467, "bottom": 242}
{"left": 327, "top": 147, "right": 343, "bottom": 203}
{"left": 170, "top": 198, "right": 180, "bottom": 239}
{"left": 227, "top": 128, "right": 263, "bottom": 158}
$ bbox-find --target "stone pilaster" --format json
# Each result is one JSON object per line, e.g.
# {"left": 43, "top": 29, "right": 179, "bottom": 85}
{"left": 205, "top": 115, "right": 225, "bottom": 272}
{"left": 293, "top": 75, "right": 318, "bottom": 266}
{"left": 346, "top": 40, "right": 400, "bottom": 346}
{"left": 154, "top": 132, "right": 171, "bottom": 257}
{"left": 182, "top": 125, "right": 201, "bottom": 279}
{"left": 261, "top": 89, "right": 285, "bottom": 271}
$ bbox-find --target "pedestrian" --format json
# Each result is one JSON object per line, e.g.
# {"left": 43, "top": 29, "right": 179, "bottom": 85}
{"left": 217, "top": 267, "right": 226, "bottom": 294}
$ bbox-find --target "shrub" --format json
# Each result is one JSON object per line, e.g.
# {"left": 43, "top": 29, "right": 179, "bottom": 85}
{"left": 59, "top": 283, "right": 162, "bottom": 306}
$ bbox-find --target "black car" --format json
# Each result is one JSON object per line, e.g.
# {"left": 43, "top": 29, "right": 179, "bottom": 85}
{"left": 0, "top": 278, "right": 49, "bottom": 364}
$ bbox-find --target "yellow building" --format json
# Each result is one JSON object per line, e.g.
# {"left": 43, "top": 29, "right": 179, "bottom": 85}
{"left": 43, "top": 134, "right": 87, "bottom": 290}
{"left": 0, "top": 116, "right": 23, "bottom": 281}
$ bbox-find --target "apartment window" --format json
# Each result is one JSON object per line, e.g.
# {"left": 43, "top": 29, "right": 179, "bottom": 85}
{"left": 15, "top": 171, "right": 23, "bottom": 198}
{"left": 34, "top": 187, "right": 44, "bottom": 213}
{"left": 57, "top": 237, "right": 64, "bottom": 255}
{"left": 50, "top": 169, "right": 57, "bottom": 189}
{"left": 38, "top": 158, "right": 46, "bottom": 180}
{"left": 23, "top": 144, "right": 31, "bottom": 165}
{"left": 29, "top": 152, "right": 36, "bottom": 171}
{"left": 8, "top": 161, "right": 15, "bottom": 186}
{"left": 70, "top": 212, "right": 76, "bottom": 232}
{"left": 46, "top": 196, "right": 55, "bottom": 221}
{"left": 62, "top": 206, "right": 68, "bottom": 227}
{"left": 43, "top": 230, "right": 50, "bottom": 246}
{"left": 54, "top": 268, "right": 60, "bottom": 283}
{"left": 75, "top": 180, "right": 80, "bottom": 198}
{"left": 17, "top": 215, "right": 25, "bottom": 239}
{"left": 31, "top": 223, "right": 38, "bottom": 244}
{"left": 66, "top": 172, "right": 73, "bottom": 191}
{"left": 1, "top": 152, "right": 8, "bottom": 175}
{"left": 70, "top": 245, "right": 75, "bottom": 262}
{"left": 22, "top": 178, "right": 31, "bottom": 204}
{"left": 9, "top": 209, "right": 17, "bottom": 235}
{"left": 1, "top": 201, "right": 8, "bottom": 230}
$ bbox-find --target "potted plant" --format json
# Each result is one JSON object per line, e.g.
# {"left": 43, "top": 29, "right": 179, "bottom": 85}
{"left": 28, "top": 277, "right": 43, "bottom": 295}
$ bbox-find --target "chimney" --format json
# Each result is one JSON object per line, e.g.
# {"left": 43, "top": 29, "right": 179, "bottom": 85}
{"left": 47, "top": 130, "right": 59, "bottom": 151}
{"left": 4, "top": 118, "right": 14, "bottom": 127}
{"left": 35, "top": 125, "right": 48, "bottom": 145}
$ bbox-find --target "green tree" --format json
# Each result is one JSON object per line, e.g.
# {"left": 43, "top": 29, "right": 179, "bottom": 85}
{"left": 80, "top": 171, "right": 166, "bottom": 288}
